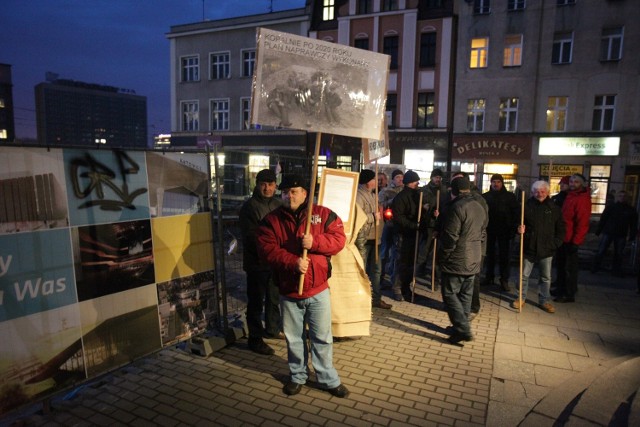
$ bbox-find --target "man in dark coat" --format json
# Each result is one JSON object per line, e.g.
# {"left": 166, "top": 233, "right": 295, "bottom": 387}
{"left": 512, "top": 181, "right": 565, "bottom": 313}
{"left": 238, "top": 169, "right": 283, "bottom": 355}
{"left": 482, "top": 174, "right": 519, "bottom": 291}
{"left": 438, "top": 175, "right": 487, "bottom": 344}
{"left": 416, "top": 168, "right": 448, "bottom": 282}
{"left": 391, "top": 170, "right": 421, "bottom": 301}
{"left": 591, "top": 190, "right": 638, "bottom": 276}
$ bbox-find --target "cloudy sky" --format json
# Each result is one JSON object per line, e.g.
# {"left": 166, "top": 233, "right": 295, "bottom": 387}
{"left": 0, "top": 0, "right": 306, "bottom": 139}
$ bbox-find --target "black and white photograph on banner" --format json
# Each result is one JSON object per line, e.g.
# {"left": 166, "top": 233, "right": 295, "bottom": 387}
{"left": 251, "top": 27, "right": 390, "bottom": 140}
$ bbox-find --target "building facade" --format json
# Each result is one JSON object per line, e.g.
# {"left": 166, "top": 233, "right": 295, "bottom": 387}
{"left": 35, "top": 78, "right": 147, "bottom": 148}
{"left": 0, "top": 63, "right": 16, "bottom": 143}
{"left": 453, "top": 0, "right": 640, "bottom": 212}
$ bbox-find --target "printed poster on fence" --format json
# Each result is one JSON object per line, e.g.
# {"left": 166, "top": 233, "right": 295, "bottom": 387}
{"left": 251, "top": 27, "right": 390, "bottom": 141}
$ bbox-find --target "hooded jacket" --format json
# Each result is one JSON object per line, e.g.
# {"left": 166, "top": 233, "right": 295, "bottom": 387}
{"left": 256, "top": 203, "right": 346, "bottom": 299}
{"left": 562, "top": 187, "right": 592, "bottom": 245}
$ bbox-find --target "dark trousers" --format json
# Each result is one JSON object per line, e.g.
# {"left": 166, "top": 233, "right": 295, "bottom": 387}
{"left": 441, "top": 272, "right": 474, "bottom": 337}
{"left": 393, "top": 233, "right": 416, "bottom": 297}
{"left": 485, "top": 233, "right": 511, "bottom": 281}
{"left": 471, "top": 256, "right": 485, "bottom": 313}
{"left": 246, "top": 270, "right": 281, "bottom": 341}
{"left": 556, "top": 243, "right": 579, "bottom": 298}
{"left": 593, "top": 234, "right": 626, "bottom": 273}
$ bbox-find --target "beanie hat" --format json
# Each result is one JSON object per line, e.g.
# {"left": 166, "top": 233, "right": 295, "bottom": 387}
{"left": 278, "top": 174, "right": 307, "bottom": 190}
{"left": 451, "top": 175, "right": 471, "bottom": 196}
{"left": 572, "top": 173, "right": 587, "bottom": 185}
{"left": 559, "top": 176, "right": 570, "bottom": 185}
{"left": 403, "top": 170, "right": 420, "bottom": 184}
{"left": 256, "top": 169, "right": 277, "bottom": 183}
{"left": 490, "top": 174, "right": 504, "bottom": 182}
{"left": 359, "top": 169, "right": 376, "bottom": 185}
{"left": 391, "top": 169, "right": 404, "bottom": 180}
{"left": 430, "top": 168, "right": 443, "bottom": 178}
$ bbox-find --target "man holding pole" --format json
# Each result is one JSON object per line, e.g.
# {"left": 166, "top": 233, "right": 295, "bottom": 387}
{"left": 417, "top": 169, "right": 446, "bottom": 284}
{"left": 256, "top": 174, "right": 349, "bottom": 398}
{"left": 513, "top": 181, "right": 565, "bottom": 313}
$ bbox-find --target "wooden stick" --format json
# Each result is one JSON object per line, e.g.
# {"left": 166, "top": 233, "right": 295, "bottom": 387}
{"left": 298, "top": 132, "right": 322, "bottom": 295}
{"left": 375, "top": 161, "right": 379, "bottom": 262}
{"left": 411, "top": 191, "right": 424, "bottom": 303}
{"left": 431, "top": 189, "right": 440, "bottom": 293}
{"left": 518, "top": 189, "right": 525, "bottom": 312}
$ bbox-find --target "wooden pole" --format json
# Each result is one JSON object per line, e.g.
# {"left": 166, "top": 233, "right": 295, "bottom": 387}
{"left": 298, "top": 132, "right": 322, "bottom": 295}
{"left": 375, "top": 161, "right": 380, "bottom": 261}
{"left": 518, "top": 189, "right": 525, "bottom": 312}
{"left": 411, "top": 191, "right": 424, "bottom": 303}
{"left": 431, "top": 189, "right": 440, "bottom": 293}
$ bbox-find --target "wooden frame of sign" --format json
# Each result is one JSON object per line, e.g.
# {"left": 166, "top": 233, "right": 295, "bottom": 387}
{"left": 317, "top": 168, "right": 359, "bottom": 237}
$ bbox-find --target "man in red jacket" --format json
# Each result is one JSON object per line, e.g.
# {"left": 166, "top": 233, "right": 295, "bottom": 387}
{"left": 554, "top": 174, "right": 592, "bottom": 303}
{"left": 256, "top": 174, "right": 349, "bottom": 398}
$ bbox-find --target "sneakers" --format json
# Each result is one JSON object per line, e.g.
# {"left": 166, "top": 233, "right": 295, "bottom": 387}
{"left": 373, "top": 300, "right": 393, "bottom": 309}
{"left": 283, "top": 381, "right": 302, "bottom": 396}
{"left": 540, "top": 302, "right": 556, "bottom": 313}
{"left": 511, "top": 299, "right": 525, "bottom": 309}
{"left": 248, "top": 339, "right": 275, "bottom": 356}
{"left": 327, "top": 384, "right": 350, "bottom": 398}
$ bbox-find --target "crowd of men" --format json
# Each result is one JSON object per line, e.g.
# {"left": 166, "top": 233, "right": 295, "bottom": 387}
{"left": 239, "top": 168, "right": 636, "bottom": 398}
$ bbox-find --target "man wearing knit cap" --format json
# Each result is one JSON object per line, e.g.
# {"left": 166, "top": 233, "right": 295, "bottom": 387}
{"left": 390, "top": 170, "right": 421, "bottom": 301}
{"left": 417, "top": 168, "right": 448, "bottom": 282}
{"left": 379, "top": 169, "right": 404, "bottom": 287}
{"left": 482, "top": 173, "right": 519, "bottom": 291}
{"left": 239, "top": 168, "right": 283, "bottom": 355}
{"left": 356, "top": 169, "right": 392, "bottom": 309}
{"left": 439, "top": 175, "right": 487, "bottom": 344}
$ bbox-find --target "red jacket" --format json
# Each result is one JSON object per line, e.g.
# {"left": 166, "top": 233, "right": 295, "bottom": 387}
{"left": 562, "top": 187, "right": 592, "bottom": 245}
{"left": 256, "top": 203, "right": 346, "bottom": 299}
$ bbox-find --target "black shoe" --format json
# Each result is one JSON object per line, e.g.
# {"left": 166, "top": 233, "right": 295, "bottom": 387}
{"left": 554, "top": 296, "right": 575, "bottom": 303}
{"left": 283, "top": 381, "right": 303, "bottom": 396}
{"left": 327, "top": 384, "right": 349, "bottom": 398}
{"left": 448, "top": 333, "right": 474, "bottom": 344}
{"left": 248, "top": 340, "right": 275, "bottom": 355}
{"left": 550, "top": 288, "right": 559, "bottom": 297}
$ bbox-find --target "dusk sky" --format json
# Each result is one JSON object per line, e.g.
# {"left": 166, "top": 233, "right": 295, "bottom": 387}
{"left": 1, "top": 0, "right": 306, "bottom": 140}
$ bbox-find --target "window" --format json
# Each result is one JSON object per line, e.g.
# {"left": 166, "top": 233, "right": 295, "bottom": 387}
{"left": 357, "top": 0, "right": 372, "bottom": 14}
{"left": 499, "top": 97, "right": 519, "bottom": 132}
{"left": 386, "top": 94, "right": 397, "bottom": 128}
{"left": 592, "top": 95, "right": 615, "bottom": 131}
{"left": 417, "top": 93, "right": 435, "bottom": 129}
{"left": 508, "top": 0, "right": 525, "bottom": 10}
{"left": 382, "top": 0, "right": 398, "bottom": 11}
{"left": 467, "top": 99, "right": 485, "bottom": 132}
{"left": 181, "top": 101, "right": 199, "bottom": 131}
{"left": 211, "top": 99, "right": 229, "bottom": 131}
{"left": 0, "top": 129, "right": 7, "bottom": 139}
{"left": 589, "top": 165, "right": 611, "bottom": 214}
{"left": 383, "top": 36, "right": 399, "bottom": 70}
{"left": 600, "top": 27, "right": 623, "bottom": 61}
{"left": 210, "top": 52, "right": 230, "bottom": 79}
{"left": 474, "top": 0, "right": 491, "bottom": 14}
{"left": 419, "top": 33, "right": 437, "bottom": 68}
{"left": 557, "top": 0, "right": 575, "bottom": 6}
{"left": 181, "top": 56, "right": 199, "bottom": 82}
{"left": 426, "top": 0, "right": 443, "bottom": 7}
{"left": 242, "top": 50, "right": 256, "bottom": 78}
{"left": 470, "top": 38, "right": 489, "bottom": 68}
{"left": 546, "top": 96, "right": 568, "bottom": 132}
{"left": 323, "top": 0, "right": 335, "bottom": 20}
{"left": 354, "top": 38, "right": 369, "bottom": 50}
{"left": 552, "top": 32, "right": 573, "bottom": 64}
{"left": 503, "top": 34, "right": 523, "bottom": 66}
{"left": 241, "top": 98, "right": 252, "bottom": 130}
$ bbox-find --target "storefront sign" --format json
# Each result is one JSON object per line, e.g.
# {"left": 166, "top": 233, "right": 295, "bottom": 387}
{"left": 539, "top": 137, "right": 620, "bottom": 156}
{"left": 539, "top": 164, "right": 583, "bottom": 175}
{"left": 452, "top": 135, "right": 531, "bottom": 159}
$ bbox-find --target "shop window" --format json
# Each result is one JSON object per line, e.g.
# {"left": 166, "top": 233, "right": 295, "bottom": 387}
{"left": 590, "top": 165, "right": 611, "bottom": 214}
{"left": 336, "top": 155, "right": 352, "bottom": 171}
{"left": 482, "top": 163, "right": 518, "bottom": 193}
{"left": 403, "top": 149, "right": 435, "bottom": 183}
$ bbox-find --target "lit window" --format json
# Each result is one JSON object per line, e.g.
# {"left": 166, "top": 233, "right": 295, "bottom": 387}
{"left": 470, "top": 38, "right": 489, "bottom": 68}
{"left": 0, "top": 129, "right": 7, "bottom": 139}
{"left": 467, "top": 99, "right": 485, "bottom": 132}
{"left": 546, "top": 96, "right": 568, "bottom": 132}
{"left": 417, "top": 92, "right": 435, "bottom": 129}
{"left": 242, "top": 50, "right": 256, "bottom": 78}
{"left": 210, "top": 52, "right": 230, "bottom": 79}
{"left": 336, "top": 155, "right": 352, "bottom": 171}
{"left": 592, "top": 95, "right": 615, "bottom": 131}
{"left": 181, "top": 101, "right": 199, "bottom": 131}
{"left": 552, "top": 32, "right": 573, "bottom": 64}
{"left": 499, "top": 97, "right": 519, "bottom": 132}
{"left": 323, "top": 0, "right": 335, "bottom": 21}
{"left": 181, "top": 55, "right": 199, "bottom": 82}
{"left": 600, "top": 27, "right": 623, "bottom": 61}
{"left": 211, "top": 99, "right": 229, "bottom": 131}
{"left": 503, "top": 34, "right": 522, "bottom": 67}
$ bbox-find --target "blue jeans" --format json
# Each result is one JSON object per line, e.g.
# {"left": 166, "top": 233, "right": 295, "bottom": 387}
{"left": 380, "top": 221, "right": 397, "bottom": 282}
{"left": 280, "top": 289, "right": 341, "bottom": 389}
{"left": 441, "top": 273, "right": 474, "bottom": 337}
{"left": 357, "top": 240, "right": 382, "bottom": 303}
{"left": 516, "top": 257, "right": 552, "bottom": 305}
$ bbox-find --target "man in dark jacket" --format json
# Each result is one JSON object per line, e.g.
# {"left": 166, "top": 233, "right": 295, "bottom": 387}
{"left": 591, "top": 190, "right": 638, "bottom": 276}
{"left": 439, "top": 175, "right": 487, "bottom": 344}
{"left": 416, "top": 168, "right": 448, "bottom": 281}
{"left": 482, "top": 174, "right": 519, "bottom": 291}
{"left": 238, "top": 169, "right": 283, "bottom": 355}
{"left": 391, "top": 170, "right": 421, "bottom": 301}
{"left": 512, "top": 181, "right": 565, "bottom": 313}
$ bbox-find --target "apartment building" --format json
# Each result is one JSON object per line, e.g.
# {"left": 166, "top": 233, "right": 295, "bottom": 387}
{"left": 0, "top": 63, "right": 16, "bottom": 143}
